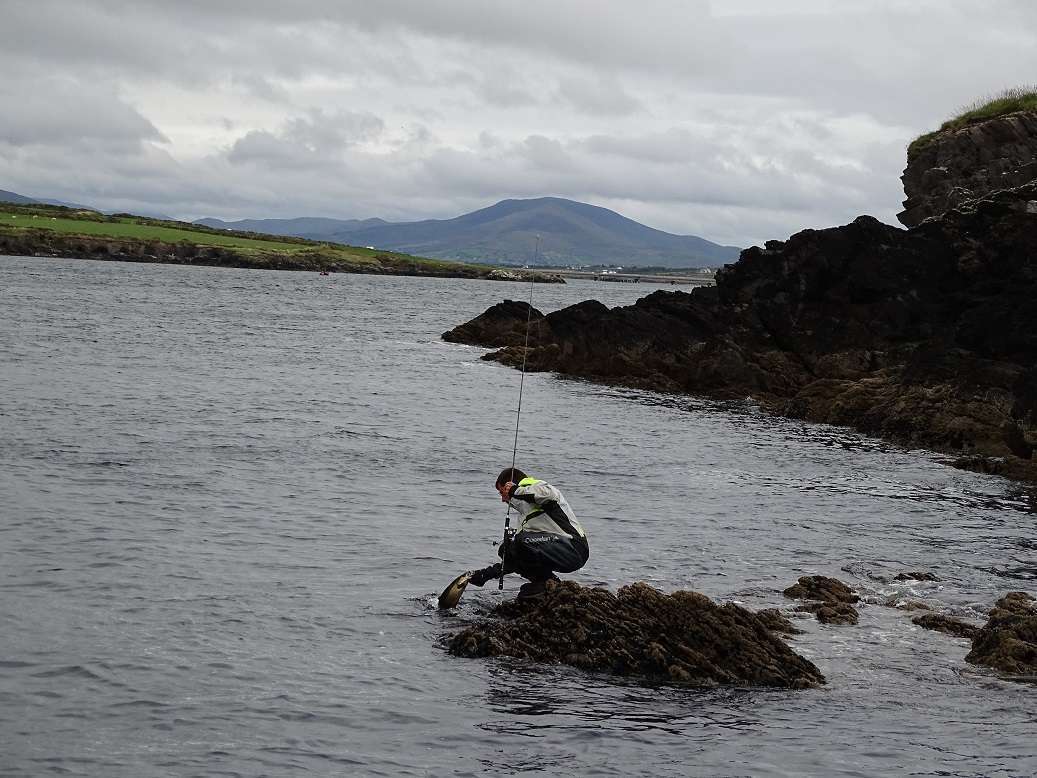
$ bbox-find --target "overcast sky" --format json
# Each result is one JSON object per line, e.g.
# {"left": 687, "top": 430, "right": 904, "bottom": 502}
{"left": 2, "top": 0, "right": 1035, "bottom": 246}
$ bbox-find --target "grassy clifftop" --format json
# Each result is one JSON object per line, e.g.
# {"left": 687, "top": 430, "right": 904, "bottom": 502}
{"left": 0, "top": 203, "right": 493, "bottom": 278}
{"left": 908, "top": 87, "right": 1037, "bottom": 158}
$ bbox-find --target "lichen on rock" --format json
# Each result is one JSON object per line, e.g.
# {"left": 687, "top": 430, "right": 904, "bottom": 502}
{"left": 447, "top": 581, "right": 826, "bottom": 689}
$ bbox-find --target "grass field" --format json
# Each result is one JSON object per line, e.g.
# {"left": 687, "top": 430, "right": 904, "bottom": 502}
{"left": 0, "top": 204, "right": 491, "bottom": 275}
{"left": 1, "top": 213, "right": 314, "bottom": 253}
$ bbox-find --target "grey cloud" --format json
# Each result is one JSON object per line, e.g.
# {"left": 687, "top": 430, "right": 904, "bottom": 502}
{"left": 556, "top": 76, "right": 642, "bottom": 117}
{"left": 0, "top": 78, "right": 166, "bottom": 148}
{"left": 227, "top": 110, "right": 384, "bottom": 166}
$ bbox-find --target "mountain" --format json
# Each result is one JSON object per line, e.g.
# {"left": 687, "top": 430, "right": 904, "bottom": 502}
{"left": 0, "top": 188, "right": 96, "bottom": 210}
{"left": 196, "top": 198, "right": 741, "bottom": 268}
{"left": 195, "top": 216, "right": 388, "bottom": 239}
{"left": 335, "top": 198, "right": 741, "bottom": 268}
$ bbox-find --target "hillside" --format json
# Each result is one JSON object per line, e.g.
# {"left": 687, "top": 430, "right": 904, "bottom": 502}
{"left": 195, "top": 216, "right": 388, "bottom": 238}
{"left": 198, "top": 198, "right": 742, "bottom": 268}
{"left": 0, "top": 187, "right": 95, "bottom": 210}
{"left": 0, "top": 202, "right": 532, "bottom": 281}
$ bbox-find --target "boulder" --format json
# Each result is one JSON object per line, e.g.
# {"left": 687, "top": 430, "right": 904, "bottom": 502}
{"left": 447, "top": 581, "right": 826, "bottom": 688}
{"left": 893, "top": 571, "right": 941, "bottom": 582}
{"left": 794, "top": 601, "right": 859, "bottom": 626}
{"left": 783, "top": 576, "right": 859, "bottom": 604}
{"left": 965, "top": 592, "right": 1037, "bottom": 675}
{"left": 912, "top": 613, "right": 978, "bottom": 640}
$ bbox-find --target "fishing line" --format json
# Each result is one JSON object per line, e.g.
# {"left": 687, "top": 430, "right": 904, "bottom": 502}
{"left": 499, "top": 234, "right": 541, "bottom": 590}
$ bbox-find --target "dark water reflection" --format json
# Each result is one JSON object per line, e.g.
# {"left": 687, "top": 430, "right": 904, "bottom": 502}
{"left": 1, "top": 256, "right": 1035, "bottom": 777}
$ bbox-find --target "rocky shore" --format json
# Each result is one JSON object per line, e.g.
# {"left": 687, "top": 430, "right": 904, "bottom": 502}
{"left": 444, "top": 111, "right": 1037, "bottom": 482}
{"left": 0, "top": 224, "right": 564, "bottom": 283}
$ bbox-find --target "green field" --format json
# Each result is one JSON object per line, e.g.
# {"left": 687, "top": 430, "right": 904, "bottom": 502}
{"left": 1, "top": 213, "right": 314, "bottom": 252}
{"left": 0, "top": 203, "right": 494, "bottom": 277}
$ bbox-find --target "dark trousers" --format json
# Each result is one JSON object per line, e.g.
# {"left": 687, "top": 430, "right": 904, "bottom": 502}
{"left": 504, "top": 530, "right": 589, "bottom": 582}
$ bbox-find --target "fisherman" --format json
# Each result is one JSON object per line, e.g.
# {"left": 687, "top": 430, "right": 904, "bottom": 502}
{"left": 466, "top": 467, "right": 589, "bottom": 598}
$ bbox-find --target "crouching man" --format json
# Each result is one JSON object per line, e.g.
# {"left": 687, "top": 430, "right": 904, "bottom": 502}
{"left": 467, "top": 467, "right": 589, "bottom": 599}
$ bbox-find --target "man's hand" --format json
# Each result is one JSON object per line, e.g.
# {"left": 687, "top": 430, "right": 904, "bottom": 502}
{"left": 468, "top": 565, "right": 501, "bottom": 587}
{"left": 496, "top": 481, "right": 515, "bottom": 502}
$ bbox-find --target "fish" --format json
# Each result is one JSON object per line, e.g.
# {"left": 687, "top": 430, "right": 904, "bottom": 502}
{"left": 438, "top": 571, "right": 473, "bottom": 609}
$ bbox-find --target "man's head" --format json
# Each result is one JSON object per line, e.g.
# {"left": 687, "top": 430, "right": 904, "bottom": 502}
{"left": 495, "top": 467, "right": 527, "bottom": 501}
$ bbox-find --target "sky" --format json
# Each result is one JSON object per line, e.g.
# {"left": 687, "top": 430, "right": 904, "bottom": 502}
{"left": 2, "top": 0, "right": 1036, "bottom": 247}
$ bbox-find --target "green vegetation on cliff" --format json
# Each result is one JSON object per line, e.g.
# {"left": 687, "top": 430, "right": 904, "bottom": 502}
{"left": 909, "top": 86, "right": 1037, "bottom": 158}
{"left": 0, "top": 203, "right": 496, "bottom": 278}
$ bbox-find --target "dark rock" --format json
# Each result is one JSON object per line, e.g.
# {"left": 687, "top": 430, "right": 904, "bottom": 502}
{"left": 912, "top": 613, "right": 978, "bottom": 640}
{"left": 884, "top": 596, "right": 932, "bottom": 611}
{"left": 965, "top": 592, "right": 1037, "bottom": 675}
{"left": 892, "top": 571, "right": 941, "bottom": 582}
{"left": 441, "top": 300, "right": 546, "bottom": 348}
{"left": 755, "top": 608, "right": 804, "bottom": 635}
{"left": 900, "top": 111, "right": 1037, "bottom": 227}
{"left": 447, "top": 581, "right": 826, "bottom": 688}
{"left": 794, "top": 601, "right": 859, "bottom": 625}
{"left": 783, "top": 576, "right": 859, "bottom": 604}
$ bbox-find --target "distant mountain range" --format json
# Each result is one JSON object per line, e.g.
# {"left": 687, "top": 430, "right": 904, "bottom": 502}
{"left": 0, "top": 188, "right": 95, "bottom": 211}
{"left": 198, "top": 198, "right": 742, "bottom": 268}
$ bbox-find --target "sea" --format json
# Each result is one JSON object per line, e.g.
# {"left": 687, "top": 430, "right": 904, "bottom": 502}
{"left": 1, "top": 255, "right": 1034, "bottom": 777}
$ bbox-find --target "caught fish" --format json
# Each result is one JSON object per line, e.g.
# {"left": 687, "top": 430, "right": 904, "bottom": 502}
{"left": 438, "top": 571, "right": 473, "bottom": 609}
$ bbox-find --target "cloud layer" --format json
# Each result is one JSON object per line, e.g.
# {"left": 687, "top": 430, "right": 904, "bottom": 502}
{"left": 2, "top": 1, "right": 1036, "bottom": 246}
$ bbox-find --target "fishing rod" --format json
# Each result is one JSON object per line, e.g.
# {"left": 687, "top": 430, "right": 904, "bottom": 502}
{"left": 499, "top": 235, "right": 541, "bottom": 590}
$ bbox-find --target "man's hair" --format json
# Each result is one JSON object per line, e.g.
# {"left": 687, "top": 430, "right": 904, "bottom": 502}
{"left": 496, "top": 467, "right": 527, "bottom": 487}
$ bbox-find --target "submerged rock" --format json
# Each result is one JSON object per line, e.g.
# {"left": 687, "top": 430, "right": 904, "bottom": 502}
{"left": 795, "top": 601, "right": 859, "bottom": 626}
{"left": 912, "top": 613, "right": 979, "bottom": 640}
{"left": 783, "top": 576, "right": 860, "bottom": 625}
{"left": 965, "top": 592, "right": 1037, "bottom": 675}
{"left": 783, "top": 576, "right": 859, "bottom": 604}
{"left": 447, "top": 581, "right": 826, "bottom": 689}
{"left": 893, "top": 571, "right": 941, "bottom": 582}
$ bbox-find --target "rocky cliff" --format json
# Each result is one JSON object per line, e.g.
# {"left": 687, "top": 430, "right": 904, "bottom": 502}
{"left": 445, "top": 179, "right": 1037, "bottom": 481}
{"left": 899, "top": 110, "right": 1037, "bottom": 227}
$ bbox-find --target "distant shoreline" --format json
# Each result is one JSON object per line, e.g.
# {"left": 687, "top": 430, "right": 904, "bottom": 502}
{"left": 0, "top": 204, "right": 564, "bottom": 283}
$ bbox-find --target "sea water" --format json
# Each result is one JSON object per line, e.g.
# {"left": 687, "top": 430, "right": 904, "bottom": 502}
{"left": 1, "top": 256, "right": 1034, "bottom": 777}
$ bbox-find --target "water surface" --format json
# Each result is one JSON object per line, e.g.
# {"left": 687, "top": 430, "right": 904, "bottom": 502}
{"left": 1, "top": 256, "right": 1035, "bottom": 777}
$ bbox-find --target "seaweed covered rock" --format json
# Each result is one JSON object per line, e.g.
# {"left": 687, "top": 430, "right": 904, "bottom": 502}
{"left": 965, "top": 592, "right": 1037, "bottom": 675}
{"left": 783, "top": 576, "right": 859, "bottom": 604}
{"left": 783, "top": 576, "right": 860, "bottom": 625}
{"left": 795, "top": 601, "right": 859, "bottom": 626}
{"left": 912, "top": 613, "right": 979, "bottom": 640}
{"left": 447, "top": 581, "right": 826, "bottom": 688}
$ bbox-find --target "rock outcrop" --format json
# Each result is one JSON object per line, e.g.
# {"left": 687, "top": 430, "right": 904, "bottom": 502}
{"left": 447, "top": 581, "right": 826, "bottom": 688}
{"left": 783, "top": 576, "right": 859, "bottom": 604}
{"left": 444, "top": 180, "right": 1037, "bottom": 482}
{"left": 965, "top": 592, "right": 1037, "bottom": 675}
{"left": 782, "top": 576, "right": 860, "bottom": 625}
{"left": 900, "top": 111, "right": 1037, "bottom": 227}
{"left": 912, "top": 613, "right": 978, "bottom": 640}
